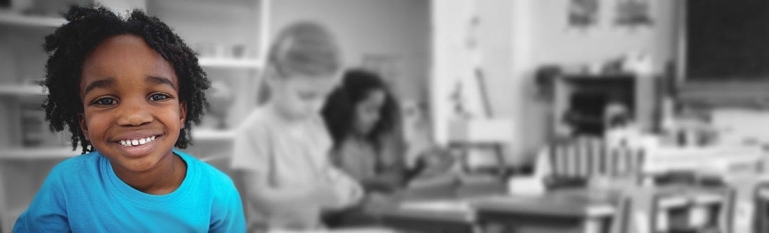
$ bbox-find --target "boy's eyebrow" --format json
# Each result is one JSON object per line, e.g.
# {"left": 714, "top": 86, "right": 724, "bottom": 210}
{"left": 83, "top": 78, "right": 116, "bottom": 96}
{"left": 146, "top": 76, "right": 177, "bottom": 90}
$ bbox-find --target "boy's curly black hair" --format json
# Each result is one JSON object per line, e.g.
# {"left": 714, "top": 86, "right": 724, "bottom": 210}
{"left": 43, "top": 5, "right": 210, "bottom": 154}
{"left": 321, "top": 69, "right": 400, "bottom": 151}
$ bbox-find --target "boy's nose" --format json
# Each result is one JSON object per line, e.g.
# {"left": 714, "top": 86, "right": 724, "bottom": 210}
{"left": 117, "top": 99, "right": 152, "bottom": 126}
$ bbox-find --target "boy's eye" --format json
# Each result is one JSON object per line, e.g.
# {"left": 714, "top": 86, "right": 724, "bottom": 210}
{"left": 92, "top": 97, "right": 117, "bottom": 106}
{"left": 149, "top": 93, "right": 170, "bottom": 101}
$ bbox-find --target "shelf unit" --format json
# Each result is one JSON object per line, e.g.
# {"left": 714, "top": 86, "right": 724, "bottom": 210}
{"left": 0, "top": 147, "right": 78, "bottom": 160}
{"left": 0, "top": 85, "right": 46, "bottom": 96}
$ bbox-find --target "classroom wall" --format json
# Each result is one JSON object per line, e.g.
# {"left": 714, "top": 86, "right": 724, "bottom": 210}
{"left": 515, "top": 0, "right": 680, "bottom": 161}
{"left": 271, "top": 0, "right": 431, "bottom": 102}
{"left": 430, "top": 0, "right": 680, "bottom": 165}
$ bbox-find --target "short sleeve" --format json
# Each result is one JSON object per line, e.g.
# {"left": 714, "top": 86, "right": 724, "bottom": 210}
{"left": 13, "top": 165, "right": 70, "bottom": 232}
{"left": 209, "top": 178, "right": 247, "bottom": 233}
{"left": 230, "top": 117, "right": 269, "bottom": 174}
{"left": 311, "top": 114, "right": 363, "bottom": 209}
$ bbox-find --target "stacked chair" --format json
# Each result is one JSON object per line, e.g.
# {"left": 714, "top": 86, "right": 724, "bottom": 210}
{"left": 533, "top": 137, "right": 743, "bottom": 233}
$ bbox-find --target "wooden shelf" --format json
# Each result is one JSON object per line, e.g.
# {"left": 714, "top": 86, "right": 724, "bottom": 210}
{"left": 0, "top": 85, "right": 46, "bottom": 96}
{"left": 0, "top": 147, "right": 79, "bottom": 160}
{"left": 198, "top": 57, "right": 262, "bottom": 69}
{"left": 0, "top": 13, "right": 65, "bottom": 28}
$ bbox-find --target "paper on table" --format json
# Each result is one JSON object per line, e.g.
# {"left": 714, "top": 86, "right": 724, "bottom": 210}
{"left": 507, "top": 176, "right": 545, "bottom": 196}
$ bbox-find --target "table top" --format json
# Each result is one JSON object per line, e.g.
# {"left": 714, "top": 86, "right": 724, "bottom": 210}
{"left": 381, "top": 196, "right": 485, "bottom": 223}
{"left": 381, "top": 188, "right": 622, "bottom": 223}
{"left": 472, "top": 189, "right": 619, "bottom": 218}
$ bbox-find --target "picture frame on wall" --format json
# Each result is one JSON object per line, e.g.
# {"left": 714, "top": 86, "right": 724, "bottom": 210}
{"left": 568, "top": 0, "right": 600, "bottom": 28}
{"left": 615, "top": 0, "right": 653, "bottom": 27}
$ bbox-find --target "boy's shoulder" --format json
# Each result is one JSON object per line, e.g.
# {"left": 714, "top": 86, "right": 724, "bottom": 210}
{"left": 43, "top": 151, "right": 103, "bottom": 185}
{"left": 174, "top": 150, "right": 235, "bottom": 188}
{"left": 52, "top": 151, "right": 102, "bottom": 173}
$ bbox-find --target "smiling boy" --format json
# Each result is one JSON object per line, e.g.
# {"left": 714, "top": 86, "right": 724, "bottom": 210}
{"left": 13, "top": 6, "right": 245, "bottom": 232}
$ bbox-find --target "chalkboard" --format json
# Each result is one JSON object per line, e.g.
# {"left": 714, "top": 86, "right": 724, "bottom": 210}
{"left": 686, "top": 0, "right": 769, "bottom": 80}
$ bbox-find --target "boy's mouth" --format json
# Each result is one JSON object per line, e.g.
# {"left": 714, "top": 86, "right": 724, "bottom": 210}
{"left": 118, "top": 135, "right": 157, "bottom": 147}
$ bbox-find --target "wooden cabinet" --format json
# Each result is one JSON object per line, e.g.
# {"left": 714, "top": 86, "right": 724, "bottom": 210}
{"left": 552, "top": 73, "right": 658, "bottom": 138}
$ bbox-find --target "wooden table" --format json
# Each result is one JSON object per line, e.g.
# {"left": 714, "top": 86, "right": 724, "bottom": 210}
{"left": 380, "top": 189, "right": 621, "bottom": 233}
{"left": 380, "top": 198, "right": 480, "bottom": 233}
{"left": 472, "top": 189, "right": 620, "bottom": 233}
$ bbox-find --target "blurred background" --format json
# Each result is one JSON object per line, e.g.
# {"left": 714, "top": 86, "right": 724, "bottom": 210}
{"left": 3, "top": 0, "right": 769, "bottom": 232}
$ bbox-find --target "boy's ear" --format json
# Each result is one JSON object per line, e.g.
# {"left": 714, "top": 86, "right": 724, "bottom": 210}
{"left": 78, "top": 113, "right": 89, "bottom": 141}
{"left": 179, "top": 102, "right": 187, "bottom": 129}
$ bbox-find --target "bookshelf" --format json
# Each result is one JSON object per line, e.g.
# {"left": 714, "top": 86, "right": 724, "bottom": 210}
{"left": 0, "top": 12, "right": 66, "bottom": 28}
{"left": 0, "top": 85, "right": 46, "bottom": 96}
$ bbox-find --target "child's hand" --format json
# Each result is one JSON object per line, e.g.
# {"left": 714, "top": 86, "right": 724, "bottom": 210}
{"left": 318, "top": 167, "right": 365, "bottom": 209}
{"left": 362, "top": 192, "right": 398, "bottom": 214}
{"left": 414, "top": 147, "right": 456, "bottom": 178}
{"left": 306, "top": 182, "right": 340, "bottom": 207}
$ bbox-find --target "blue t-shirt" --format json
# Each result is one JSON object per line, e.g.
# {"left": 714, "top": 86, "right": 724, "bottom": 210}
{"left": 13, "top": 149, "right": 246, "bottom": 233}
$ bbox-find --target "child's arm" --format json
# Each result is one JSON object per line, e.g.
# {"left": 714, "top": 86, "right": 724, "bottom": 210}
{"left": 238, "top": 170, "right": 338, "bottom": 211}
{"left": 322, "top": 164, "right": 364, "bottom": 209}
{"left": 231, "top": 121, "right": 338, "bottom": 222}
{"left": 369, "top": 135, "right": 408, "bottom": 191}
{"left": 13, "top": 165, "right": 70, "bottom": 232}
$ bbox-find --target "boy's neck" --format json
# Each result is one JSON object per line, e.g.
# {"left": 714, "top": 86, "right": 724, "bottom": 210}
{"left": 112, "top": 152, "right": 187, "bottom": 195}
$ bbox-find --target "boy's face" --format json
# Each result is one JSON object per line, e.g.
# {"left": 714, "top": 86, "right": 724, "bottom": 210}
{"left": 270, "top": 70, "right": 339, "bottom": 119}
{"left": 79, "top": 35, "right": 186, "bottom": 174}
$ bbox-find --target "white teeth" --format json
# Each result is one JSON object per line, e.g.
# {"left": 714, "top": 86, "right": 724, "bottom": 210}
{"left": 119, "top": 136, "right": 157, "bottom": 147}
